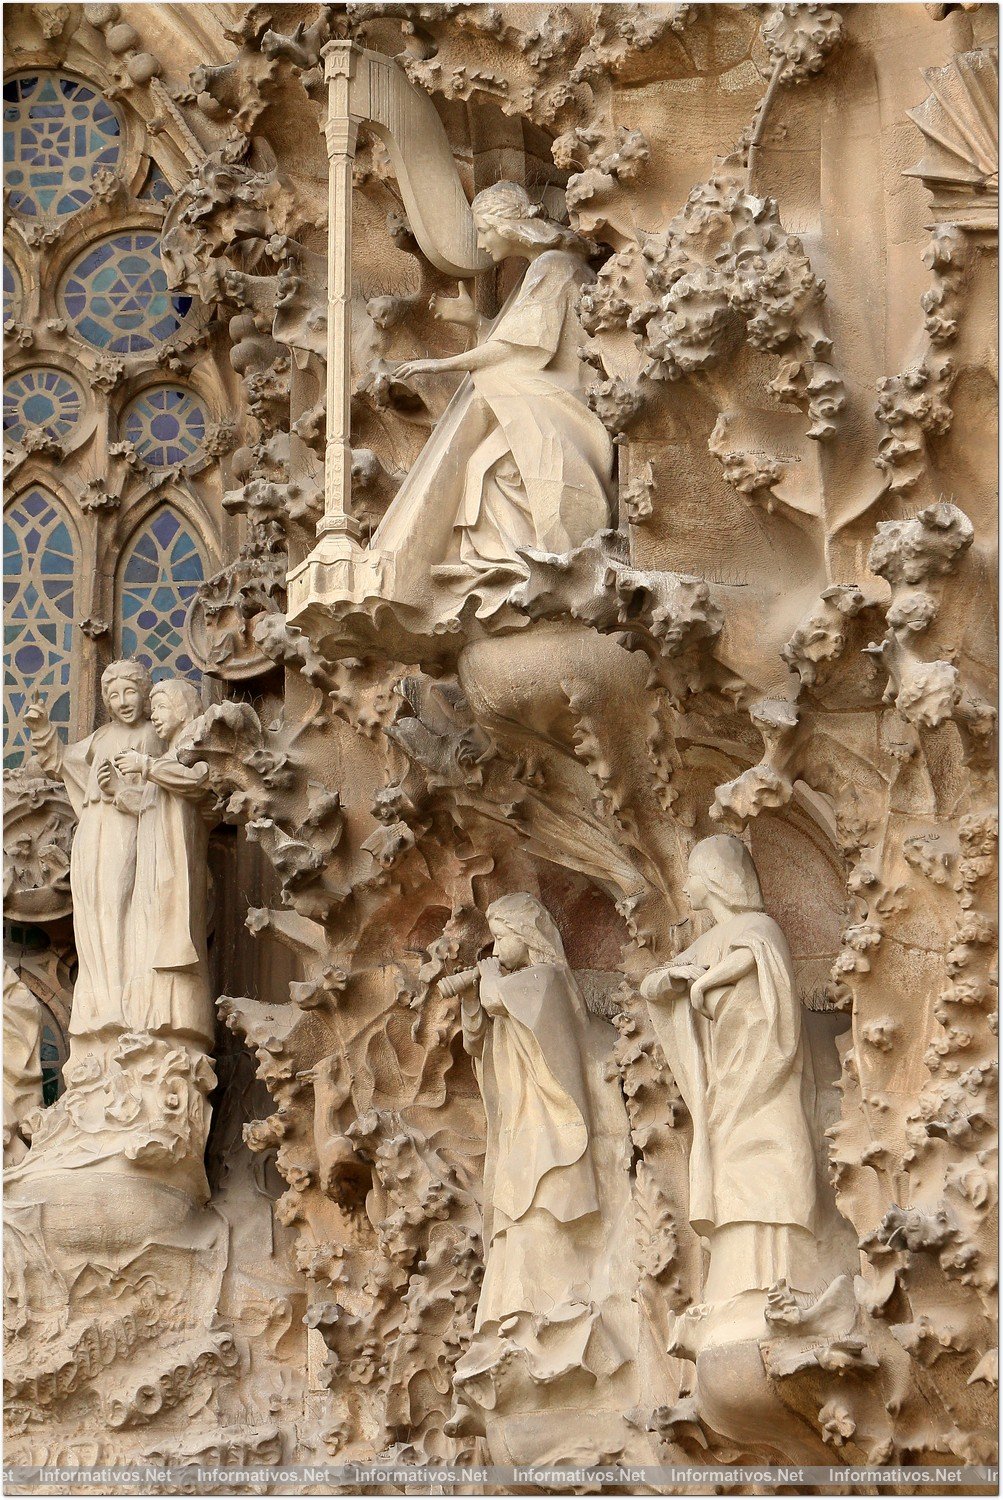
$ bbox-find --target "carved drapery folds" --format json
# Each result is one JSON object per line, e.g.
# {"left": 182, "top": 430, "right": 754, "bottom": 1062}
{"left": 3, "top": 0, "right": 998, "bottom": 1480}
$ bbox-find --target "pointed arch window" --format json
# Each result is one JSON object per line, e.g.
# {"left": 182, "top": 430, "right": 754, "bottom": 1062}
{"left": 3, "top": 489, "right": 76, "bottom": 768}
{"left": 118, "top": 506, "right": 205, "bottom": 684}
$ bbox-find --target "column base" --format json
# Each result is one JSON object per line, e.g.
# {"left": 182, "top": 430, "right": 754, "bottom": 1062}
{"left": 287, "top": 534, "right": 393, "bottom": 623}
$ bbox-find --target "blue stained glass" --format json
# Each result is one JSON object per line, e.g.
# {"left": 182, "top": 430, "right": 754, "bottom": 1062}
{"left": 121, "top": 386, "right": 207, "bottom": 468}
{"left": 139, "top": 162, "right": 174, "bottom": 204}
{"left": 4, "top": 368, "right": 83, "bottom": 446}
{"left": 60, "top": 233, "right": 192, "bottom": 355}
{"left": 3, "top": 256, "right": 21, "bottom": 326}
{"left": 41, "top": 1021, "right": 64, "bottom": 1106}
{"left": 4, "top": 488, "right": 75, "bottom": 768}
{"left": 119, "top": 506, "right": 204, "bottom": 684}
{"left": 4, "top": 73, "right": 121, "bottom": 220}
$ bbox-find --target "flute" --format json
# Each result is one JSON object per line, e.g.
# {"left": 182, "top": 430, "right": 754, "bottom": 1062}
{"left": 438, "top": 966, "right": 480, "bottom": 999}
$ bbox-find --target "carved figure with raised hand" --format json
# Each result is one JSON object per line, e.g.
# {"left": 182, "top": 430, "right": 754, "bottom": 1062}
{"left": 446, "top": 892, "right": 641, "bottom": 1464}
{"left": 641, "top": 834, "right": 828, "bottom": 1354}
{"left": 24, "top": 661, "right": 161, "bottom": 1044}
{"left": 378, "top": 182, "right": 614, "bottom": 617}
{"left": 113, "top": 678, "right": 215, "bottom": 1050}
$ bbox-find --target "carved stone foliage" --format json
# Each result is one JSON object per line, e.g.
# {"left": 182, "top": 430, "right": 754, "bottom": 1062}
{"left": 3, "top": 773, "right": 75, "bottom": 924}
{"left": 3, "top": 0, "right": 999, "bottom": 1482}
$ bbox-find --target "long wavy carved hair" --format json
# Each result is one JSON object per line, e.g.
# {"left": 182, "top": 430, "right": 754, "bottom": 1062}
{"left": 471, "top": 181, "right": 592, "bottom": 258}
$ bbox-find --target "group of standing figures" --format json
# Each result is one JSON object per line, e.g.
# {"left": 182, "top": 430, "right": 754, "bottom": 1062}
{"left": 451, "top": 840, "right": 835, "bottom": 1396}
{"left": 24, "top": 661, "right": 215, "bottom": 1055}
{"left": 7, "top": 181, "right": 842, "bottom": 1447}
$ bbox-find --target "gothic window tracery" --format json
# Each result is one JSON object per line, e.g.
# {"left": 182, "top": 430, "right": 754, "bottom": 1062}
{"left": 3, "top": 367, "right": 84, "bottom": 447}
{"left": 3, "top": 72, "right": 122, "bottom": 221}
{"left": 121, "top": 385, "right": 207, "bottom": 469}
{"left": 60, "top": 231, "right": 192, "bottom": 354}
{"left": 3, "top": 63, "right": 223, "bottom": 756}
{"left": 118, "top": 505, "right": 206, "bottom": 684}
{"left": 3, "top": 488, "right": 76, "bottom": 768}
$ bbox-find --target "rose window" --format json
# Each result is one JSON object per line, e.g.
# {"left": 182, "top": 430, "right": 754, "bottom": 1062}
{"left": 3, "top": 73, "right": 121, "bottom": 220}
{"left": 3, "top": 368, "right": 84, "bottom": 448}
{"left": 61, "top": 232, "right": 192, "bottom": 355}
{"left": 121, "top": 386, "right": 207, "bottom": 469}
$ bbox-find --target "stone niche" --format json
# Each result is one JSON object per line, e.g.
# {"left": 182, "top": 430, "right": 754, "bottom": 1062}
{"left": 1, "top": 0, "right": 997, "bottom": 1491}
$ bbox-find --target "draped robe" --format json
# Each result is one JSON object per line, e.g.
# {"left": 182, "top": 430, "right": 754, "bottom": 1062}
{"left": 30, "top": 717, "right": 162, "bottom": 1038}
{"left": 648, "top": 911, "right": 823, "bottom": 1300}
{"left": 122, "top": 751, "right": 215, "bottom": 1049}
{"left": 465, "top": 959, "right": 602, "bottom": 1326}
{"left": 372, "top": 249, "right": 613, "bottom": 621}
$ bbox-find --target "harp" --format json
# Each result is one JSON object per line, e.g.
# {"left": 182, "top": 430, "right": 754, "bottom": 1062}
{"left": 288, "top": 41, "right": 490, "bottom": 616}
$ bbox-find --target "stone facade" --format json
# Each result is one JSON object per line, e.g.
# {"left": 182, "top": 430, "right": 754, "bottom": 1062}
{"left": 2, "top": 0, "right": 998, "bottom": 1483}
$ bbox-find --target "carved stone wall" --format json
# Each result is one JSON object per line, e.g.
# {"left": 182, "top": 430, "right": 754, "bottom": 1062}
{"left": 3, "top": 0, "right": 998, "bottom": 1485}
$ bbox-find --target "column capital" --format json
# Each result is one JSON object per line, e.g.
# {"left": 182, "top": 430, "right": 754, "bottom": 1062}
{"left": 322, "top": 39, "right": 360, "bottom": 80}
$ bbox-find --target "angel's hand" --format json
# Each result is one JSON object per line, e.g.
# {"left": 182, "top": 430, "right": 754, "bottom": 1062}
{"left": 24, "top": 693, "right": 49, "bottom": 730}
{"left": 431, "top": 283, "right": 477, "bottom": 327}
{"left": 689, "top": 977, "right": 715, "bottom": 1020}
{"left": 641, "top": 966, "right": 683, "bottom": 1003}
{"left": 666, "top": 962, "right": 708, "bottom": 986}
{"left": 392, "top": 357, "right": 443, "bottom": 381}
{"left": 114, "top": 750, "right": 146, "bottom": 777}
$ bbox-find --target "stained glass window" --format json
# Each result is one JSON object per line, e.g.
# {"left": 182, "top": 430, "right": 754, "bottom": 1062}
{"left": 121, "top": 386, "right": 207, "bottom": 469}
{"left": 139, "top": 162, "right": 174, "bottom": 204}
{"left": 3, "top": 73, "right": 121, "bottom": 220}
{"left": 3, "top": 489, "right": 75, "bottom": 769}
{"left": 41, "top": 1021, "right": 64, "bottom": 1106}
{"left": 3, "top": 256, "right": 22, "bottom": 326}
{"left": 119, "top": 507, "right": 205, "bottom": 683}
{"left": 4, "top": 368, "right": 84, "bottom": 447}
{"left": 61, "top": 232, "right": 192, "bottom": 355}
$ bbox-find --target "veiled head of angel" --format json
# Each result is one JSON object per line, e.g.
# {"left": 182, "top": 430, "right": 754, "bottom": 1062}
{"left": 486, "top": 891, "right": 567, "bottom": 972}
{"left": 684, "top": 834, "right": 765, "bottom": 918}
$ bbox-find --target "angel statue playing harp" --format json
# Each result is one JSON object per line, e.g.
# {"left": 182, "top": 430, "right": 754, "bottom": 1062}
{"left": 377, "top": 182, "right": 614, "bottom": 619}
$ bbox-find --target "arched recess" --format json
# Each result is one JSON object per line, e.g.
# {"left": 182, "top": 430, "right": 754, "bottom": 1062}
{"left": 3, "top": 486, "right": 79, "bottom": 768}
{"left": 115, "top": 499, "right": 209, "bottom": 684}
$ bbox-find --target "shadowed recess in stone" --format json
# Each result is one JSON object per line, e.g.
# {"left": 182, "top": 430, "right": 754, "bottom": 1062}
{"left": 3, "top": 256, "right": 21, "bottom": 326}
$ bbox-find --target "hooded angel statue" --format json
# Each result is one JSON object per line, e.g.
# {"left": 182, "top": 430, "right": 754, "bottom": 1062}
{"left": 642, "top": 835, "right": 827, "bottom": 1347}
{"left": 447, "top": 893, "right": 639, "bottom": 1461}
